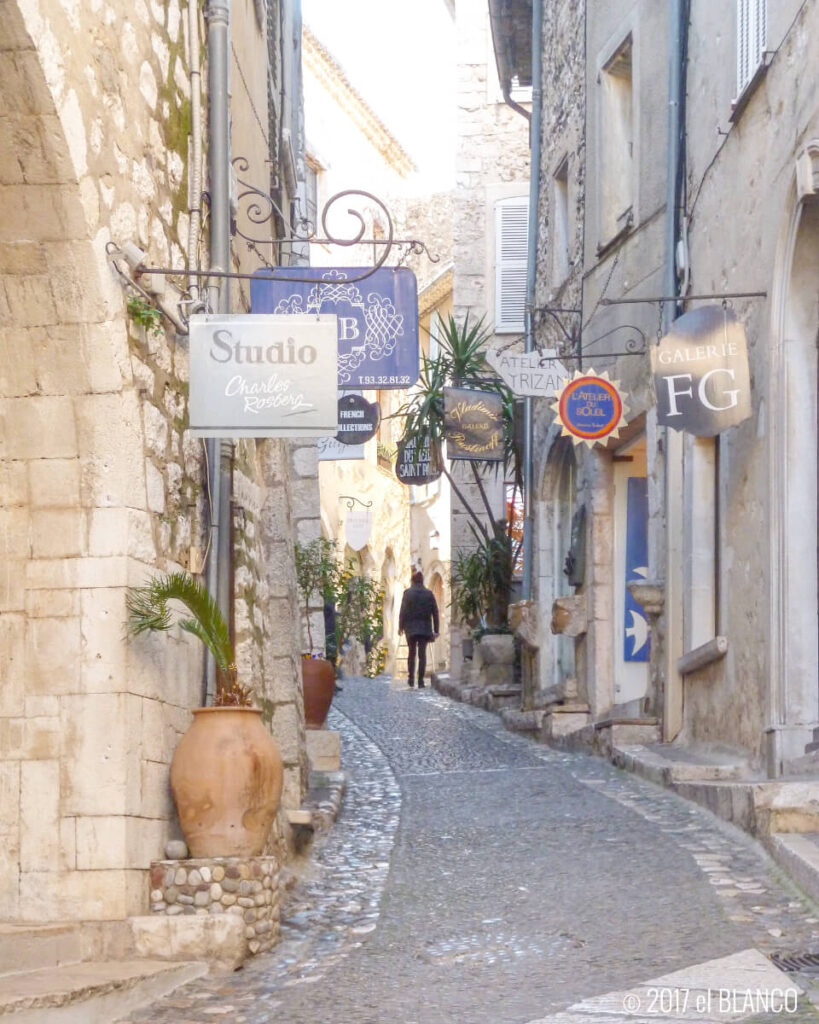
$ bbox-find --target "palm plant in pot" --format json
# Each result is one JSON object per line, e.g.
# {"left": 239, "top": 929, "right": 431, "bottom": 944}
{"left": 126, "top": 572, "right": 283, "bottom": 859}
{"left": 294, "top": 537, "right": 339, "bottom": 728}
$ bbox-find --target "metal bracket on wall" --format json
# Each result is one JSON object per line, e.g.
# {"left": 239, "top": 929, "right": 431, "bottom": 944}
{"left": 338, "top": 495, "right": 373, "bottom": 511}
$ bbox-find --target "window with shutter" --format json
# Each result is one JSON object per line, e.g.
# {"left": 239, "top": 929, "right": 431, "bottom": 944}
{"left": 494, "top": 196, "right": 529, "bottom": 334}
{"left": 736, "top": 0, "right": 766, "bottom": 98}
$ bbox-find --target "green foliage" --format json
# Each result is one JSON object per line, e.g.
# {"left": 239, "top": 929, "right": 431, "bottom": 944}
{"left": 126, "top": 571, "right": 248, "bottom": 704}
{"left": 451, "top": 526, "right": 514, "bottom": 630}
{"left": 335, "top": 566, "right": 385, "bottom": 678}
{"left": 294, "top": 538, "right": 340, "bottom": 652}
{"left": 294, "top": 539, "right": 386, "bottom": 677}
{"left": 126, "top": 294, "right": 163, "bottom": 337}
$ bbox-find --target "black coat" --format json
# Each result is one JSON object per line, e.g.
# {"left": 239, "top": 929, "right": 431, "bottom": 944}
{"left": 399, "top": 583, "right": 439, "bottom": 639}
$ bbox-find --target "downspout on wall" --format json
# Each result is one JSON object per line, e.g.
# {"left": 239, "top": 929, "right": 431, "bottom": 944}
{"left": 522, "top": 0, "right": 542, "bottom": 600}
{"left": 661, "top": 0, "right": 687, "bottom": 739}
{"left": 205, "top": 0, "right": 233, "bottom": 704}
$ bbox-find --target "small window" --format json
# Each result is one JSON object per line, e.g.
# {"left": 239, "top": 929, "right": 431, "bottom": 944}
{"left": 494, "top": 195, "right": 529, "bottom": 334}
{"left": 599, "top": 38, "right": 634, "bottom": 247}
{"left": 736, "top": 0, "right": 767, "bottom": 98}
{"left": 553, "top": 159, "right": 570, "bottom": 285}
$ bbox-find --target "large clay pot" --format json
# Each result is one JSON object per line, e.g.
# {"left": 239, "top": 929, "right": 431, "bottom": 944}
{"left": 170, "top": 707, "right": 283, "bottom": 858}
{"left": 301, "top": 657, "right": 335, "bottom": 729}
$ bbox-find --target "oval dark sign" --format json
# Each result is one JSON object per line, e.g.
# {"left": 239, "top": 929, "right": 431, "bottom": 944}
{"left": 335, "top": 394, "right": 380, "bottom": 445}
{"left": 395, "top": 436, "right": 441, "bottom": 486}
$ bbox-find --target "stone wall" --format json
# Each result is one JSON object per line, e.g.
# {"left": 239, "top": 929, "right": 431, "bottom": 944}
{"left": 0, "top": 0, "right": 312, "bottom": 923}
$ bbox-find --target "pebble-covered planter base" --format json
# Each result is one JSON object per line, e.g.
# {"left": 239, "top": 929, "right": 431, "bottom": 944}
{"left": 149, "top": 856, "right": 280, "bottom": 955}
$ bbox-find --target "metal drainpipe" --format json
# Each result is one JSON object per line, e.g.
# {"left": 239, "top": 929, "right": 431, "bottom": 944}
{"left": 661, "top": 0, "right": 686, "bottom": 737}
{"left": 205, "top": 0, "right": 232, "bottom": 704}
{"left": 521, "top": 0, "right": 543, "bottom": 601}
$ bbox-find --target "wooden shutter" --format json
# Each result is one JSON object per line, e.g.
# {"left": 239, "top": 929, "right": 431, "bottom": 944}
{"left": 736, "top": 0, "right": 766, "bottom": 97}
{"left": 494, "top": 196, "right": 529, "bottom": 333}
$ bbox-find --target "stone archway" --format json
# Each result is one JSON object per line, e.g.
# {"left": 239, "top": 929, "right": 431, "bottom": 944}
{"left": 769, "top": 142, "right": 819, "bottom": 773}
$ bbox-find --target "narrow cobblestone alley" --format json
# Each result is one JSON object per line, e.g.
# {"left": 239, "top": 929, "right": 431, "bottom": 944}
{"left": 128, "top": 679, "right": 819, "bottom": 1024}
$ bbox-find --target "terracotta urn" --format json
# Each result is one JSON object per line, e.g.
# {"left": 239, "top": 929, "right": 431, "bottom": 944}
{"left": 301, "top": 657, "right": 335, "bottom": 729}
{"left": 170, "top": 707, "right": 283, "bottom": 858}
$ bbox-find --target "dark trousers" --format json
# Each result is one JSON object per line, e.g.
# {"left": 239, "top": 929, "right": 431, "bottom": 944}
{"left": 407, "top": 635, "right": 429, "bottom": 685}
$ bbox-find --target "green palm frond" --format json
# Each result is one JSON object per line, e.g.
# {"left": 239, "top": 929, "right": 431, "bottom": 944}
{"left": 126, "top": 571, "right": 234, "bottom": 672}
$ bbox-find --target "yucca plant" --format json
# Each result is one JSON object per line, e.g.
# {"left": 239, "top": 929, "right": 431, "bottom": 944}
{"left": 126, "top": 571, "right": 252, "bottom": 706}
{"left": 398, "top": 313, "right": 522, "bottom": 628}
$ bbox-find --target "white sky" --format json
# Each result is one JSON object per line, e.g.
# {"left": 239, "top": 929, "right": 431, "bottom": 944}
{"left": 302, "top": 0, "right": 456, "bottom": 191}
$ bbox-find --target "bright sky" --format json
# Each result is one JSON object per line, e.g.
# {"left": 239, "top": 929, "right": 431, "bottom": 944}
{"left": 302, "top": 0, "right": 456, "bottom": 191}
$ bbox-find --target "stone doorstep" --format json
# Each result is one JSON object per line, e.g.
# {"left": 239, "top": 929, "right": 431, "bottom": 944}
{"left": 0, "top": 959, "right": 206, "bottom": 1024}
{"left": 501, "top": 707, "right": 547, "bottom": 735}
{"left": 612, "top": 743, "right": 752, "bottom": 785}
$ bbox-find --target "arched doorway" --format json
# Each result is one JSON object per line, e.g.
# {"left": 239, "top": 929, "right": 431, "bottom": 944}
{"left": 770, "top": 149, "right": 819, "bottom": 769}
{"left": 535, "top": 438, "right": 577, "bottom": 700}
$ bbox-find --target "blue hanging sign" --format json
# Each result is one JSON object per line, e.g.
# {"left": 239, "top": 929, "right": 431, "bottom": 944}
{"left": 250, "top": 267, "right": 419, "bottom": 389}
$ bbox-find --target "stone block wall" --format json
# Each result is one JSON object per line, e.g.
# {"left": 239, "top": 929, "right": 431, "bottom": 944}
{"left": 0, "top": 0, "right": 313, "bottom": 923}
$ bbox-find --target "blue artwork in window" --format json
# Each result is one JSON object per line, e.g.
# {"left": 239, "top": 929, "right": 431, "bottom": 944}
{"left": 624, "top": 476, "right": 650, "bottom": 662}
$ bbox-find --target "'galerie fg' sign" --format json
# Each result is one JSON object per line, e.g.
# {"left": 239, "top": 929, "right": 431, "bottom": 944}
{"left": 651, "top": 305, "right": 751, "bottom": 435}
{"left": 443, "top": 387, "right": 504, "bottom": 461}
{"left": 188, "top": 315, "right": 338, "bottom": 438}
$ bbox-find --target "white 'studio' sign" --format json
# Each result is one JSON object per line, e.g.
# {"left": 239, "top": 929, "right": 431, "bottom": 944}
{"left": 485, "top": 347, "right": 567, "bottom": 398}
{"left": 188, "top": 314, "right": 338, "bottom": 438}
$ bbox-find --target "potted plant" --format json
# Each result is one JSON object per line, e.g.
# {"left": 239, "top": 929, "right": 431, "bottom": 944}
{"left": 294, "top": 538, "right": 339, "bottom": 728}
{"left": 126, "top": 572, "right": 283, "bottom": 858}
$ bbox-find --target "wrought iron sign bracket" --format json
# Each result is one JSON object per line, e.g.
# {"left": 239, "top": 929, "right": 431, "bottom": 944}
{"left": 338, "top": 495, "right": 373, "bottom": 511}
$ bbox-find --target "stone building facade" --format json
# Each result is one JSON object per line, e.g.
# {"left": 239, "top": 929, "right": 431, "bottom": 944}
{"left": 0, "top": 0, "right": 316, "bottom": 925}
{"left": 494, "top": 0, "right": 819, "bottom": 776}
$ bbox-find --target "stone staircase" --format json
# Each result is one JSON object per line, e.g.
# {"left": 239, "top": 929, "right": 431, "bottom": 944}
{"left": 0, "top": 921, "right": 206, "bottom": 1023}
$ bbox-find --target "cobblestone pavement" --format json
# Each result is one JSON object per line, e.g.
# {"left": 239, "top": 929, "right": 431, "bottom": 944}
{"left": 128, "top": 677, "right": 819, "bottom": 1024}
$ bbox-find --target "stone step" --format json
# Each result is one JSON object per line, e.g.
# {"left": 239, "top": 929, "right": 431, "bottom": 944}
{"left": 0, "top": 924, "right": 84, "bottom": 979}
{"left": 612, "top": 744, "right": 751, "bottom": 784}
{"left": 0, "top": 959, "right": 206, "bottom": 1024}
{"left": 501, "top": 707, "right": 546, "bottom": 735}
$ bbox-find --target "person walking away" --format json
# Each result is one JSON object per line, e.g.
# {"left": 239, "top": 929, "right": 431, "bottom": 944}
{"left": 398, "top": 571, "right": 439, "bottom": 688}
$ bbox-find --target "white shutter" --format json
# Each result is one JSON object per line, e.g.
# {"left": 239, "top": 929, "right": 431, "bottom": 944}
{"left": 494, "top": 196, "right": 529, "bottom": 333}
{"left": 429, "top": 311, "right": 441, "bottom": 362}
{"left": 736, "top": 0, "right": 766, "bottom": 97}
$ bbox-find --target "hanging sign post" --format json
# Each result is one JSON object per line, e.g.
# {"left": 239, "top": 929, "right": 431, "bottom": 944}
{"left": 188, "top": 314, "right": 338, "bottom": 438}
{"left": 443, "top": 387, "right": 505, "bottom": 461}
{"left": 651, "top": 305, "right": 751, "bottom": 435}
{"left": 550, "top": 369, "right": 628, "bottom": 447}
{"left": 335, "top": 393, "right": 380, "bottom": 445}
{"left": 485, "top": 347, "right": 567, "bottom": 398}
{"left": 395, "top": 437, "right": 441, "bottom": 486}
{"left": 250, "top": 267, "right": 419, "bottom": 389}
